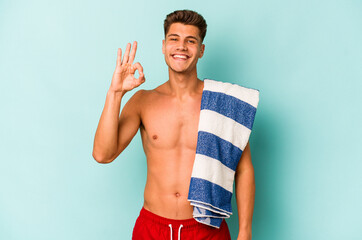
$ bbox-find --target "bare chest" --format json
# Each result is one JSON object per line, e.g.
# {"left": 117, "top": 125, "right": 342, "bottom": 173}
{"left": 140, "top": 95, "right": 201, "bottom": 150}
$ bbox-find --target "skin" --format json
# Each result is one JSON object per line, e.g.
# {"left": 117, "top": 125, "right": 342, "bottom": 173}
{"left": 92, "top": 23, "right": 254, "bottom": 240}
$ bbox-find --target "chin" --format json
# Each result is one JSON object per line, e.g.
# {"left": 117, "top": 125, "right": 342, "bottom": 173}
{"left": 165, "top": 59, "right": 196, "bottom": 74}
{"left": 170, "top": 67, "right": 191, "bottom": 74}
{"left": 166, "top": 63, "right": 186, "bottom": 73}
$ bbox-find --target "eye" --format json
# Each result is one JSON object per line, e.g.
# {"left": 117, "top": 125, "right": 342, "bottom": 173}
{"left": 188, "top": 40, "right": 196, "bottom": 44}
{"left": 170, "top": 38, "right": 177, "bottom": 41}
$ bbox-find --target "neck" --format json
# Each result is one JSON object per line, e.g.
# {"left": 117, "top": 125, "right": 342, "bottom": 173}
{"left": 167, "top": 68, "right": 202, "bottom": 100}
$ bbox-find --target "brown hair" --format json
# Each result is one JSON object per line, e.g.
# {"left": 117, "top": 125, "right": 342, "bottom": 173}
{"left": 164, "top": 10, "right": 207, "bottom": 42}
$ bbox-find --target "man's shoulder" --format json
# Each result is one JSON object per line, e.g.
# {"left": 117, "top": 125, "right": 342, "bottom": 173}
{"left": 204, "top": 79, "right": 260, "bottom": 108}
{"left": 128, "top": 82, "right": 167, "bottom": 104}
{"left": 130, "top": 88, "right": 159, "bottom": 100}
{"left": 134, "top": 81, "right": 169, "bottom": 97}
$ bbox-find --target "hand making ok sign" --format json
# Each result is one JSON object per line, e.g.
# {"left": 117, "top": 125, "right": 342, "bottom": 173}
{"left": 110, "top": 41, "right": 145, "bottom": 93}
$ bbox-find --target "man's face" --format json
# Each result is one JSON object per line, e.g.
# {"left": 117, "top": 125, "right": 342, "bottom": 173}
{"left": 162, "top": 23, "right": 205, "bottom": 74}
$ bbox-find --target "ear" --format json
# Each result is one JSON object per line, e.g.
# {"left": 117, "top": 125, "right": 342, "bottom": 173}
{"left": 199, "top": 44, "right": 205, "bottom": 59}
{"left": 162, "top": 39, "right": 165, "bottom": 54}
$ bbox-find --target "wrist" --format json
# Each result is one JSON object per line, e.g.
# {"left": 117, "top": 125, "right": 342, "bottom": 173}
{"left": 238, "top": 226, "right": 252, "bottom": 239}
{"left": 237, "top": 232, "right": 252, "bottom": 240}
{"left": 107, "top": 88, "right": 127, "bottom": 98}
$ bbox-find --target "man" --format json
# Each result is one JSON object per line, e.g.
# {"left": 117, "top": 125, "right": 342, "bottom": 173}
{"left": 92, "top": 10, "right": 255, "bottom": 240}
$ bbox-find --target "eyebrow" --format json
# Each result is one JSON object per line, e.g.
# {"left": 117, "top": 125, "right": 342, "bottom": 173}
{"left": 167, "top": 34, "right": 199, "bottom": 41}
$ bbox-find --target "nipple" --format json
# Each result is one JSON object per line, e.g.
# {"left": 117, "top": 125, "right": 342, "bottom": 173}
{"left": 152, "top": 135, "right": 158, "bottom": 140}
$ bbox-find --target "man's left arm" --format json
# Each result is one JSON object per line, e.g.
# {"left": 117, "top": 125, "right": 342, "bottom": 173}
{"left": 235, "top": 142, "right": 255, "bottom": 240}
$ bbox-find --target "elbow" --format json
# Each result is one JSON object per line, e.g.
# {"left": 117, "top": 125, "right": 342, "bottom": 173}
{"left": 92, "top": 151, "right": 113, "bottom": 164}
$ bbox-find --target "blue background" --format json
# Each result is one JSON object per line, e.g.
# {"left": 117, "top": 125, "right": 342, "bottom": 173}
{"left": 1, "top": 0, "right": 361, "bottom": 239}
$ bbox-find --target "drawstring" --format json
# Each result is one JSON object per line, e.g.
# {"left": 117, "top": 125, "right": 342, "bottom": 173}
{"left": 178, "top": 224, "right": 183, "bottom": 240}
{"left": 168, "top": 224, "right": 184, "bottom": 240}
{"left": 168, "top": 224, "right": 173, "bottom": 240}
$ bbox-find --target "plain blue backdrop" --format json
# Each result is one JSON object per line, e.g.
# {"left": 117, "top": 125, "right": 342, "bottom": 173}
{"left": 1, "top": 0, "right": 361, "bottom": 239}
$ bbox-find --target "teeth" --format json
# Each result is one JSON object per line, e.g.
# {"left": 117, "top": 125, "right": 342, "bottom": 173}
{"left": 173, "top": 55, "right": 187, "bottom": 59}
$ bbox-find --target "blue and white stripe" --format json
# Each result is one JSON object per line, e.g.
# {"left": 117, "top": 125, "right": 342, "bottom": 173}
{"left": 187, "top": 79, "right": 259, "bottom": 228}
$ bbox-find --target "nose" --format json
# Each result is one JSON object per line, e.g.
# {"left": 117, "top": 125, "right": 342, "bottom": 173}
{"left": 176, "top": 41, "right": 187, "bottom": 51}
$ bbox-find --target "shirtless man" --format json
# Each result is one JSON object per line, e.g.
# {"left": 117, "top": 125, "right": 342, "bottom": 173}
{"left": 92, "top": 10, "right": 255, "bottom": 240}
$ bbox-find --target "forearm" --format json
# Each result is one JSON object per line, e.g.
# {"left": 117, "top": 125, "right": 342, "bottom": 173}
{"left": 92, "top": 89, "right": 126, "bottom": 162}
{"left": 235, "top": 168, "right": 255, "bottom": 239}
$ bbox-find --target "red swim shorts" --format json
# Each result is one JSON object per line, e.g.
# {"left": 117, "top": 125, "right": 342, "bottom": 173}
{"left": 132, "top": 207, "right": 231, "bottom": 240}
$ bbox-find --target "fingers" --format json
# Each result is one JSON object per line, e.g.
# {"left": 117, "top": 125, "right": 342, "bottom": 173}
{"left": 133, "top": 62, "right": 143, "bottom": 75}
{"left": 121, "top": 43, "right": 131, "bottom": 65}
{"left": 116, "top": 48, "right": 122, "bottom": 66}
{"left": 121, "top": 41, "right": 138, "bottom": 65}
{"left": 128, "top": 41, "right": 137, "bottom": 64}
{"left": 133, "top": 62, "right": 145, "bottom": 84}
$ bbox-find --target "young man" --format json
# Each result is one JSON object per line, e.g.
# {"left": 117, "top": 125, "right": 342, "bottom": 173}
{"left": 92, "top": 10, "right": 255, "bottom": 240}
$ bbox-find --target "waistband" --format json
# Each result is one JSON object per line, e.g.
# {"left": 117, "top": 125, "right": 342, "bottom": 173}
{"left": 139, "top": 207, "right": 202, "bottom": 229}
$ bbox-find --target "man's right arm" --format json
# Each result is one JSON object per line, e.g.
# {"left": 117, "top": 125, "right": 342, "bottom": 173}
{"left": 92, "top": 89, "right": 143, "bottom": 163}
{"left": 92, "top": 41, "right": 145, "bottom": 163}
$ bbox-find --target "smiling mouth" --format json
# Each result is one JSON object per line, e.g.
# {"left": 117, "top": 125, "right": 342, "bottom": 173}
{"left": 171, "top": 54, "right": 190, "bottom": 60}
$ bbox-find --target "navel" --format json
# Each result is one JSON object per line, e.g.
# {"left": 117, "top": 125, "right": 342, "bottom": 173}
{"left": 175, "top": 192, "right": 180, "bottom": 197}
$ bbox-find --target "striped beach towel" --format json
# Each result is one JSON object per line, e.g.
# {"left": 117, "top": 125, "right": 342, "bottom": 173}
{"left": 187, "top": 79, "right": 260, "bottom": 228}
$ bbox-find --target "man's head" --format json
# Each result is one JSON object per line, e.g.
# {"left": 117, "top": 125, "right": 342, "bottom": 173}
{"left": 162, "top": 10, "right": 207, "bottom": 74}
{"left": 164, "top": 10, "right": 207, "bottom": 43}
